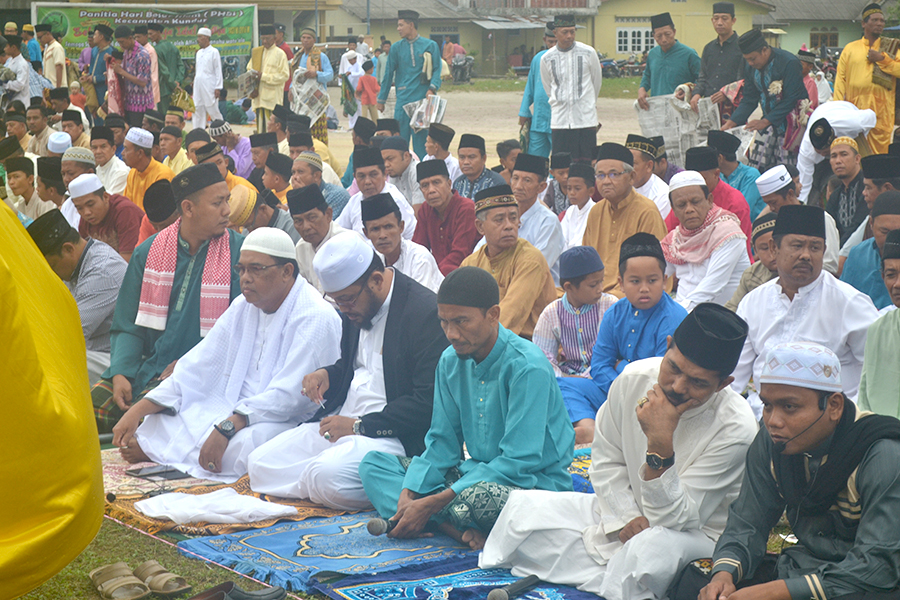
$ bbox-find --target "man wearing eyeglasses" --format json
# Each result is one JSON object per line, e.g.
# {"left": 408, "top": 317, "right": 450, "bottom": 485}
{"left": 582, "top": 143, "right": 668, "bottom": 298}
{"left": 110, "top": 227, "right": 342, "bottom": 482}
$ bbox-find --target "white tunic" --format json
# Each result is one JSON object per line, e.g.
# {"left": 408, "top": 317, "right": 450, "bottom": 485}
{"left": 540, "top": 41, "right": 603, "bottom": 130}
{"left": 423, "top": 153, "right": 462, "bottom": 183}
{"left": 481, "top": 357, "right": 757, "bottom": 599}
{"left": 135, "top": 278, "right": 342, "bottom": 482}
{"left": 733, "top": 271, "right": 880, "bottom": 419}
{"left": 561, "top": 200, "right": 595, "bottom": 250}
{"left": 60, "top": 197, "right": 81, "bottom": 229}
{"left": 384, "top": 238, "right": 444, "bottom": 293}
{"left": 636, "top": 173, "right": 670, "bottom": 219}
{"left": 666, "top": 237, "right": 750, "bottom": 312}
{"left": 194, "top": 45, "right": 224, "bottom": 107}
{"left": 336, "top": 181, "right": 417, "bottom": 240}
{"left": 96, "top": 156, "right": 131, "bottom": 196}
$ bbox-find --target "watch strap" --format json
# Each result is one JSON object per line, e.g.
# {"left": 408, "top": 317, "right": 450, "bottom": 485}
{"left": 214, "top": 420, "right": 236, "bottom": 439}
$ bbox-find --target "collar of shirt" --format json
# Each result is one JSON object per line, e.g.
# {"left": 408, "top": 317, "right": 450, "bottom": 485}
{"left": 177, "top": 229, "right": 211, "bottom": 256}
{"left": 69, "top": 237, "right": 95, "bottom": 284}
{"left": 519, "top": 199, "right": 541, "bottom": 223}
{"left": 369, "top": 267, "right": 396, "bottom": 328}
{"left": 777, "top": 270, "right": 825, "bottom": 301}
{"left": 471, "top": 323, "right": 510, "bottom": 374}
{"left": 717, "top": 32, "right": 738, "bottom": 48}
{"left": 561, "top": 294, "right": 597, "bottom": 316}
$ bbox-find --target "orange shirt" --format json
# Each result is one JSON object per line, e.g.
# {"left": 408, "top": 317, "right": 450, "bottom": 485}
{"left": 356, "top": 74, "right": 381, "bottom": 106}
{"left": 125, "top": 159, "right": 175, "bottom": 210}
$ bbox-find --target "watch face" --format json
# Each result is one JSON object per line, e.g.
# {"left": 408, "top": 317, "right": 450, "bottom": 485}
{"left": 647, "top": 454, "right": 662, "bottom": 470}
{"left": 219, "top": 420, "right": 235, "bottom": 433}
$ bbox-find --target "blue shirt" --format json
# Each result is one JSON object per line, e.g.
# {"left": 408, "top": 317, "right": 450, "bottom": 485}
{"left": 402, "top": 324, "right": 574, "bottom": 495}
{"left": 722, "top": 162, "right": 764, "bottom": 221}
{"left": 640, "top": 41, "right": 701, "bottom": 96}
{"left": 377, "top": 35, "right": 442, "bottom": 106}
{"left": 27, "top": 38, "right": 42, "bottom": 64}
{"left": 841, "top": 238, "right": 892, "bottom": 310}
{"left": 519, "top": 49, "right": 551, "bottom": 133}
{"left": 452, "top": 167, "right": 506, "bottom": 199}
{"left": 340, "top": 153, "right": 355, "bottom": 189}
{"left": 296, "top": 48, "right": 334, "bottom": 88}
{"left": 590, "top": 293, "right": 687, "bottom": 401}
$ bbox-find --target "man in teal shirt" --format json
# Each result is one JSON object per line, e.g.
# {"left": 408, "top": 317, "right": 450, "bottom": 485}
{"left": 359, "top": 266, "right": 574, "bottom": 551}
{"left": 91, "top": 164, "right": 243, "bottom": 433}
{"left": 148, "top": 23, "right": 185, "bottom": 113}
{"left": 637, "top": 12, "right": 700, "bottom": 109}
{"left": 376, "top": 10, "right": 442, "bottom": 159}
{"left": 518, "top": 27, "right": 556, "bottom": 158}
{"left": 708, "top": 130, "right": 765, "bottom": 220}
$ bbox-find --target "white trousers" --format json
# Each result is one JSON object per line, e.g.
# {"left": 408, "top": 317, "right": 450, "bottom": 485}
{"left": 192, "top": 102, "right": 223, "bottom": 129}
{"left": 86, "top": 350, "right": 110, "bottom": 386}
{"left": 247, "top": 423, "right": 405, "bottom": 510}
{"left": 480, "top": 490, "right": 715, "bottom": 600}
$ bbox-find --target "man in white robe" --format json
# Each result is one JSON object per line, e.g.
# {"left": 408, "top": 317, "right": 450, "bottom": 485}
{"left": 192, "top": 28, "right": 224, "bottom": 130}
{"left": 481, "top": 303, "right": 758, "bottom": 600}
{"left": 110, "top": 228, "right": 342, "bottom": 482}
{"left": 733, "top": 204, "right": 879, "bottom": 419}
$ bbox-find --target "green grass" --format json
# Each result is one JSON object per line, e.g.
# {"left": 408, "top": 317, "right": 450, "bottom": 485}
{"left": 21, "top": 519, "right": 316, "bottom": 600}
{"left": 442, "top": 75, "right": 640, "bottom": 99}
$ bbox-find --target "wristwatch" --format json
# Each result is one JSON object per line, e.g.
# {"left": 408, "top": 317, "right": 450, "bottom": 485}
{"left": 646, "top": 452, "right": 675, "bottom": 470}
{"left": 214, "top": 419, "right": 237, "bottom": 440}
{"left": 352, "top": 418, "right": 364, "bottom": 436}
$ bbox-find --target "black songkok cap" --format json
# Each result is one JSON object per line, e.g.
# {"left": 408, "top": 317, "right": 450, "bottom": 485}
{"left": 883, "top": 229, "right": 900, "bottom": 261}
{"left": 91, "top": 126, "right": 115, "bottom": 145}
{"left": 148, "top": 23, "right": 164, "bottom": 32}
{"left": 889, "top": 142, "right": 900, "bottom": 156}
{"left": 114, "top": 25, "right": 133, "bottom": 38}
{"left": 797, "top": 49, "right": 817, "bottom": 64}
{"left": 437, "top": 266, "right": 500, "bottom": 308}
{"left": 289, "top": 131, "right": 314, "bottom": 148}
{"left": 552, "top": 14, "right": 576, "bottom": 28}
{"left": 144, "top": 179, "right": 177, "bottom": 222}
{"left": 0, "top": 136, "right": 22, "bottom": 160}
{"left": 673, "top": 303, "right": 748, "bottom": 375}
{"left": 864, "top": 3, "right": 884, "bottom": 19}
{"left": 871, "top": 190, "right": 900, "bottom": 220}
{"left": 361, "top": 193, "right": 400, "bottom": 223}
{"left": 625, "top": 134, "right": 657, "bottom": 158}
{"left": 134, "top": 25, "right": 148, "bottom": 35}
{"left": 27, "top": 210, "right": 73, "bottom": 255}
{"left": 773, "top": 204, "right": 826, "bottom": 240}
{"left": 568, "top": 162, "right": 595, "bottom": 186}
{"left": 37, "top": 156, "right": 63, "bottom": 182}
{"left": 650, "top": 136, "right": 667, "bottom": 159}
{"left": 861, "top": 154, "right": 900, "bottom": 180}
{"left": 353, "top": 146, "right": 384, "bottom": 169}
{"left": 260, "top": 25, "right": 276, "bottom": 36}
{"left": 459, "top": 133, "right": 486, "bottom": 153}
{"left": 259, "top": 189, "right": 280, "bottom": 208}
{"left": 287, "top": 184, "right": 328, "bottom": 215}
{"left": 550, "top": 152, "right": 571, "bottom": 169}
{"left": 751, "top": 212, "right": 778, "bottom": 244}
{"left": 249, "top": 132, "right": 278, "bottom": 148}
{"left": 428, "top": 123, "right": 455, "bottom": 150}
{"left": 619, "top": 232, "right": 665, "bottom": 270}
{"left": 398, "top": 10, "right": 419, "bottom": 21}
{"left": 34, "top": 24, "right": 53, "bottom": 33}
{"left": 272, "top": 104, "right": 292, "bottom": 122}
{"left": 513, "top": 153, "right": 549, "bottom": 179}
{"left": 650, "top": 12, "right": 674, "bottom": 30}
{"left": 713, "top": 2, "right": 735, "bottom": 15}
{"left": 143, "top": 109, "right": 164, "bottom": 124}
{"left": 288, "top": 114, "right": 312, "bottom": 130}
{"left": 95, "top": 24, "right": 114, "bottom": 39}
{"left": 376, "top": 118, "right": 400, "bottom": 134}
{"left": 171, "top": 163, "right": 224, "bottom": 202}
{"left": 739, "top": 29, "right": 766, "bottom": 54}
{"left": 417, "top": 158, "right": 449, "bottom": 181}
{"left": 160, "top": 125, "right": 183, "bottom": 139}
{"left": 596, "top": 142, "right": 634, "bottom": 166}
{"left": 265, "top": 152, "right": 293, "bottom": 180}
{"left": 5, "top": 156, "right": 34, "bottom": 176}
{"left": 353, "top": 116, "right": 377, "bottom": 142}
{"left": 49, "top": 87, "right": 69, "bottom": 101}
{"left": 61, "top": 109, "right": 82, "bottom": 125}
{"left": 707, "top": 130, "right": 741, "bottom": 160}
{"left": 105, "top": 114, "right": 126, "bottom": 129}
{"left": 185, "top": 128, "right": 212, "bottom": 147}
{"left": 684, "top": 147, "right": 719, "bottom": 172}
{"left": 5, "top": 113, "right": 25, "bottom": 124}
{"left": 195, "top": 141, "right": 223, "bottom": 163}
{"left": 381, "top": 136, "right": 409, "bottom": 153}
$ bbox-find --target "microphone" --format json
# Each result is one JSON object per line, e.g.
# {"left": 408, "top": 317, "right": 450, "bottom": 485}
{"left": 772, "top": 410, "right": 826, "bottom": 453}
{"left": 367, "top": 517, "right": 397, "bottom": 536}
{"left": 487, "top": 575, "right": 541, "bottom": 600}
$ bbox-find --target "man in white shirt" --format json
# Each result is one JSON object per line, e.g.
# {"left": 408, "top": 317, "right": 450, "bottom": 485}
{"left": 540, "top": 14, "right": 602, "bottom": 162}
{"left": 1, "top": 35, "right": 30, "bottom": 105}
{"left": 626, "top": 134, "right": 670, "bottom": 218}
{"left": 362, "top": 192, "right": 443, "bottom": 292}
{"left": 337, "top": 147, "right": 417, "bottom": 240}
{"left": 481, "top": 303, "right": 757, "bottom": 600}
{"left": 560, "top": 162, "right": 595, "bottom": 249}
{"left": 192, "top": 27, "right": 223, "bottom": 129}
{"left": 733, "top": 204, "right": 880, "bottom": 419}
{"left": 109, "top": 228, "right": 342, "bottom": 482}
{"left": 90, "top": 126, "right": 130, "bottom": 195}
{"left": 381, "top": 135, "right": 424, "bottom": 211}
{"left": 423, "top": 123, "right": 462, "bottom": 183}
{"left": 339, "top": 37, "right": 359, "bottom": 76}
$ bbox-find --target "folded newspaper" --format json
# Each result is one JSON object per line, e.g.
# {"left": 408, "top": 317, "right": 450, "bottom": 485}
{"left": 290, "top": 74, "right": 330, "bottom": 124}
{"left": 634, "top": 95, "right": 720, "bottom": 168}
{"left": 236, "top": 70, "right": 258, "bottom": 99}
{"left": 403, "top": 95, "right": 447, "bottom": 133}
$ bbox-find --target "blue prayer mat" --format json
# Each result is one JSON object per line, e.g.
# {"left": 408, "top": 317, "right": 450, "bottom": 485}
{"left": 177, "top": 512, "right": 474, "bottom": 592}
{"left": 569, "top": 448, "right": 594, "bottom": 493}
{"left": 311, "top": 555, "right": 598, "bottom": 600}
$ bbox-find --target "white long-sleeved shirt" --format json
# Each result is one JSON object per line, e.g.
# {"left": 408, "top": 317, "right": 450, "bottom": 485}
{"left": 636, "top": 173, "right": 670, "bottom": 219}
{"left": 540, "top": 41, "right": 602, "bottom": 130}
{"left": 96, "top": 156, "right": 131, "bottom": 196}
{"left": 193, "top": 45, "right": 223, "bottom": 106}
{"left": 423, "top": 153, "right": 462, "bottom": 184}
{"left": 561, "top": 199, "right": 595, "bottom": 250}
{"left": 336, "top": 181, "right": 418, "bottom": 240}
{"left": 733, "top": 271, "right": 880, "bottom": 419}
{"left": 3, "top": 54, "right": 31, "bottom": 104}
{"left": 385, "top": 238, "right": 444, "bottom": 293}
{"left": 667, "top": 237, "right": 749, "bottom": 312}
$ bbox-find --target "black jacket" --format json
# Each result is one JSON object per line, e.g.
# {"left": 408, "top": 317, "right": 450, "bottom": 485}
{"left": 310, "top": 271, "right": 448, "bottom": 457}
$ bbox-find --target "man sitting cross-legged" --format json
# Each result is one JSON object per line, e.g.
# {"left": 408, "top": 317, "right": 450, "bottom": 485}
{"left": 111, "top": 228, "right": 341, "bottom": 481}
{"left": 359, "top": 266, "right": 575, "bottom": 551}
{"left": 481, "top": 303, "right": 757, "bottom": 600}
{"left": 247, "top": 232, "right": 447, "bottom": 509}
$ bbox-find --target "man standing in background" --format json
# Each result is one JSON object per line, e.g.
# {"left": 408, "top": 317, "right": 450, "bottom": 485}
{"left": 148, "top": 23, "right": 185, "bottom": 113}
{"left": 518, "top": 27, "right": 556, "bottom": 158}
{"left": 192, "top": 27, "right": 223, "bottom": 130}
{"left": 249, "top": 25, "right": 291, "bottom": 134}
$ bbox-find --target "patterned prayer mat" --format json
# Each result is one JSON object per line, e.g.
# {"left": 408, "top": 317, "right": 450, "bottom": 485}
{"left": 311, "top": 555, "right": 599, "bottom": 600}
{"left": 177, "top": 512, "right": 475, "bottom": 592}
{"left": 102, "top": 448, "right": 215, "bottom": 496}
{"left": 569, "top": 448, "right": 594, "bottom": 494}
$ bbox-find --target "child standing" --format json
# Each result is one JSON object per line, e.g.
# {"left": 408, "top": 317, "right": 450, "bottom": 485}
{"left": 560, "top": 162, "right": 596, "bottom": 250}
{"left": 533, "top": 246, "right": 618, "bottom": 444}
{"left": 355, "top": 59, "right": 380, "bottom": 123}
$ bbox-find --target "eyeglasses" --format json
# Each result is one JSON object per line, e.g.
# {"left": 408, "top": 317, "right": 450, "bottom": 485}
{"left": 329, "top": 285, "right": 367, "bottom": 308}
{"left": 595, "top": 171, "right": 626, "bottom": 181}
{"left": 233, "top": 263, "right": 280, "bottom": 277}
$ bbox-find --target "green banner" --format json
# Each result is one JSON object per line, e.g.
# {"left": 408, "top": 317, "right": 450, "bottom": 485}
{"left": 33, "top": 3, "right": 256, "bottom": 60}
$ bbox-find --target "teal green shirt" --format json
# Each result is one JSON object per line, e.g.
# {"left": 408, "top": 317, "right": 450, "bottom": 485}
{"left": 640, "top": 41, "right": 701, "bottom": 97}
{"left": 104, "top": 228, "right": 243, "bottom": 391}
{"left": 154, "top": 40, "right": 185, "bottom": 97}
{"left": 403, "top": 324, "right": 575, "bottom": 496}
{"left": 377, "top": 35, "right": 442, "bottom": 106}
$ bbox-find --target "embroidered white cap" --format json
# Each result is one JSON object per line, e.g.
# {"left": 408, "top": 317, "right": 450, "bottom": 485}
{"left": 760, "top": 342, "right": 842, "bottom": 393}
{"left": 313, "top": 231, "right": 375, "bottom": 293}
{"left": 198, "top": 27, "right": 212, "bottom": 37}
{"left": 68, "top": 173, "right": 104, "bottom": 199}
{"left": 668, "top": 170, "right": 707, "bottom": 193}
{"left": 345, "top": 50, "right": 358, "bottom": 60}
{"left": 755, "top": 164, "right": 792, "bottom": 197}
{"left": 48, "top": 131, "right": 72, "bottom": 154}
{"left": 241, "top": 227, "right": 296, "bottom": 260}
{"left": 125, "top": 127, "right": 154, "bottom": 149}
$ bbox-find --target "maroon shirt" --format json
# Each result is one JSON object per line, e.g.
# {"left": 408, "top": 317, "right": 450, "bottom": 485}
{"left": 412, "top": 190, "right": 480, "bottom": 275}
{"left": 664, "top": 179, "right": 753, "bottom": 258}
{"left": 78, "top": 193, "right": 146, "bottom": 255}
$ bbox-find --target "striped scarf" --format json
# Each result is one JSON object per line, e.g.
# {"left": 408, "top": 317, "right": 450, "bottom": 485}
{"left": 661, "top": 205, "right": 745, "bottom": 266}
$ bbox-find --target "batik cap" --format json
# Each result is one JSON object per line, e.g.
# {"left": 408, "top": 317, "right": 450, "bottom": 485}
{"left": 760, "top": 342, "right": 842, "bottom": 393}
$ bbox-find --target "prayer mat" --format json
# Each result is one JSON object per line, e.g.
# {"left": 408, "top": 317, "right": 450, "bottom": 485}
{"left": 569, "top": 448, "right": 594, "bottom": 494}
{"left": 311, "top": 555, "right": 598, "bottom": 600}
{"left": 102, "top": 448, "right": 216, "bottom": 497}
{"left": 105, "top": 475, "right": 350, "bottom": 536}
{"left": 177, "top": 512, "right": 475, "bottom": 592}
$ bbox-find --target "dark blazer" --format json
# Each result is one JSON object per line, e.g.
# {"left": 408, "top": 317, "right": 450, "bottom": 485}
{"left": 310, "top": 270, "right": 448, "bottom": 457}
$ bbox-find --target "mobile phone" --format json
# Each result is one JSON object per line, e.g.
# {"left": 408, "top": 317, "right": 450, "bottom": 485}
{"left": 125, "top": 465, "right": 191, "bottom": 480}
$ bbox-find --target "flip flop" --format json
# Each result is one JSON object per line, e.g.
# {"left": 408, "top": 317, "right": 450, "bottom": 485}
{"left": 89, "top": 562, "right": 152, "bottom": 600}
{"left": 133, "top": 560, "right": 192, "bottom": 598}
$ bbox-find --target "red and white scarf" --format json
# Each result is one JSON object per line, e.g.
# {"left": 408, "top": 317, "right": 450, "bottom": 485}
{"left": 135, "top": 218, "right": 232, "bottom": 337}
{"left": 661, "top": 205, "right": 746, "bottom": 266}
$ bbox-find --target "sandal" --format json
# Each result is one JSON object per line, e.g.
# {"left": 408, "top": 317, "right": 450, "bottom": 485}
{"left": 133, "top": 560, "right": 193, "bottom": 598}
{"left": 89, "top": 562, "right": 152, "bottom": 600}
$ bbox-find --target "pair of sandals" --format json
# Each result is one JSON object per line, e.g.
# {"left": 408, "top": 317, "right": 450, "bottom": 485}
{"left": 89, "top": 560, "right": 191, "bottom": 599}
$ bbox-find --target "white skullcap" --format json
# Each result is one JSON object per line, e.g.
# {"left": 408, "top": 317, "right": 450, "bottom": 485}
{"left": 760, "top": 341, "right": 842, "bottom": 393}
{"left": 313, "top": 232, "right": 375, "bottom": 293}
{"left": 125, "top": 127, "right": 154, "bottom": 149}
{"left": 756, "top": 165, "right": 792, "bottom": 197}
{"left": 198, "top": 27, "right": 212, "bottom": 37}
{"left": 241, "top": 227, "right": 296, "bottom": 260}
{"left": 48, "top": 131, "right": 72, "bottom": 154}
{"left": 345, "top": 50, "right": 358, "bottom": 60}
{"left": 668, "top": 170, "right": 707, "bottom": 192}
{"left": 68, "top": 173, "right": 104, "bottom": 199}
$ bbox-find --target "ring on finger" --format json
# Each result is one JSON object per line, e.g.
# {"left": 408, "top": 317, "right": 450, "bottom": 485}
{"left": 637, "top": 396, "right": 649, "bottom": 408}
{"left": 324, "top": 432, "right": 332, "bottom": 441}
{"left": 207, "top": 461, "right": 216, "bottom": 470}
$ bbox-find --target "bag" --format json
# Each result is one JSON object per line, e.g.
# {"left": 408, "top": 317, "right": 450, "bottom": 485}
{"left": 170, "top": 85, "right": 195, "bottom": 112}
{"left": 83, "top": 78, "right": 100, "bottom": 112}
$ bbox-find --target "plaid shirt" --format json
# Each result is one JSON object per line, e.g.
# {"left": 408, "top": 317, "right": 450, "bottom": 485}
{"left": 122, "top": 44, "right": 153, "bottom": 112}
{"left": 29, "top": 63, "right": 52, "bottom": 99}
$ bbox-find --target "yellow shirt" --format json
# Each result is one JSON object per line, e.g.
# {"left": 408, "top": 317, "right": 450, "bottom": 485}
{"left": 72, "top": 131, "right": 91, "bottom": 150}
{"left": 125, "top": 159, "right": 175, "bottom": 210}
{"left": 460, "top": 237, "right": 557, "bottom": 339}
{"left": 18, "top": 133, "right": 32, "bottom": 153}
{"left": 226, "top": 170, "right": 256, "bottom": 193}
{"left": 273, "top": 185, "right": 292, "bottom": 205}
{"left": 43, "top": 40, "right": 67, "bottom": 88}
{"left": 249, "top": 46, "right": 291, "bottom": 111}
{"left": 581, "top": 189, "right": 668, "bottom": 298}
{"left": 163, "top": 148, "right": 192, "bottom": 175}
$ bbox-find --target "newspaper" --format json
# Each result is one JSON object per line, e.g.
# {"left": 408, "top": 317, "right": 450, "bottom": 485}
{"left": 403, "top": 95, "right": 447, "bottom": 133}
{"left": 237, "top": 70, "right": 258, "bottom": 99}
{"left": 290, "top": 73, "right": 329, "bottom": 124}
{"left": 634, "top": 95, "right": 720, "bottom": 168}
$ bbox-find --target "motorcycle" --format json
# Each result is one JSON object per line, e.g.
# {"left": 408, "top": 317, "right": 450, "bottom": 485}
{"left": 598, "top": 53, "right": 620, "bottom": 78}
{"left": 451, "top": 54, "right": 475, "bottom": 84}
{"left": 815, "top": 48, "right": 839, "bottom": 82}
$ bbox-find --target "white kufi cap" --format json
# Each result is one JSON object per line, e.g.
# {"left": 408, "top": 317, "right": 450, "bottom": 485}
{"left": 48, "top": 131, "right": 72, "bottom": 154}
{"left": 241, "top": 227, "right": 296, "bottom": 260}
{"left": 198, "top": 27, "right": 212, "bottom": 37}
{"left": 668, "top": 170, "right": 707, "bottom": 192}
{"left": 125, "top": 127, "right": 154, "bottom": 149}
{"left": 755, "top": 165, "right": 792, "bottom": 197}
{"left": 68, "top": 173, "right": 104, "bottom": 199}
{"left": 313, "top": 232, "right": 375, "bottom": 293}
{"left": 760, "top": 342, "right": 842, "bottom": 393}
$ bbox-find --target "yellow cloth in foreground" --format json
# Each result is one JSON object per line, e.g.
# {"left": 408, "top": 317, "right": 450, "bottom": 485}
{"left": 0, "top": 203, "right": 103, "bottom": 598}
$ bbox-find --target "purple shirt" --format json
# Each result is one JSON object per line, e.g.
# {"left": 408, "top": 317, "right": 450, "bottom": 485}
{"left": 78, "top": 46, "right": 93, "bottom": 71}
{"left": 122, "top": 44, "right": 153, "bottom": 113}
{"left": 223, "top": 136, "right": 253, "bottom": 179}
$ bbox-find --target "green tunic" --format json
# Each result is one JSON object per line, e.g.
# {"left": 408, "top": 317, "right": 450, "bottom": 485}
{"left": 859, "top": 309, "right": 900, "bottom": 417}
{"left": 154, "top": 40, "right": 185, "bottom": 98}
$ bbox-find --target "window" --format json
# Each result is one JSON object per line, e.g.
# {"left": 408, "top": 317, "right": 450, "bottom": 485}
{"left": 810, "top": 29, "right": 838, "bottom": 48}
{"left": 617, "top": 26, "right": 654, "bottom": 53}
